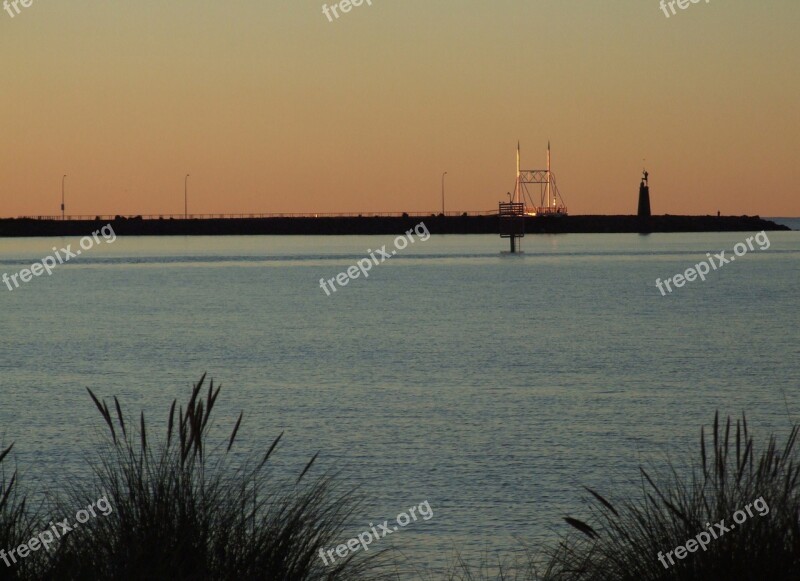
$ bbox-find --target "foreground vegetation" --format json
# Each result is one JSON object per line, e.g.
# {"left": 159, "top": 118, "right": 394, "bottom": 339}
{"left": 551, "top": 412, "right": 800, "bottom": 580}
{"left": 443, "top": 413, "right": 800, "bottom": 581}
{"left": 2, "top": 378, "right": 800, "bottom": 580}
{"left": 1, "top": 375, "right": 389, "bottom": 580}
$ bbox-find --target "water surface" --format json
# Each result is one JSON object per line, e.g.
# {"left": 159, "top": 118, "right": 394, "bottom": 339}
{"left": 1, "top": 230, "right": 798, "bottom": 573}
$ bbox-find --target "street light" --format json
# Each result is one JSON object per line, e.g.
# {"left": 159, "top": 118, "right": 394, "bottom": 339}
{"left": 61, "top": 175, "right": 67, "bottom": 220}
{"left": 441, "top": 171, "right": 447, "bottom": 215}
{"left": 184, "top": 174, "right": 190, "bottom": 219}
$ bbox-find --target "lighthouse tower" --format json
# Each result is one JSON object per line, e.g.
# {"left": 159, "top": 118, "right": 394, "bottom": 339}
{"left": 638, "top": 169, "right": 651, "bottom": 217}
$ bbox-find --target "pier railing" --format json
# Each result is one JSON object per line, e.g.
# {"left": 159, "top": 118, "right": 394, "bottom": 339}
{"left": 10, "top": 211, "right": 499, "bottom": 221}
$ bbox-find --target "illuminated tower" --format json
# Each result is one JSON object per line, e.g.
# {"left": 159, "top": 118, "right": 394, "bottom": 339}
{"left": 513, "top": 142, "right": 567, "bottom": 216}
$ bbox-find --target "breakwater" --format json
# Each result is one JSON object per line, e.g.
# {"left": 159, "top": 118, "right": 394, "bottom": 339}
{"left": 0, "top": 214, "right": 789, "bottom": 237}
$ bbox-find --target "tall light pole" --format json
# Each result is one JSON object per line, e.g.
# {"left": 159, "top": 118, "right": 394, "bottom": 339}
{"left": 61, "top": 175, "right": 67, "bottom": 220}
{"left": 184, "top": 174, "right": 190, "bottom": 219}
{"left": 441, "top": 171, "right": 447, "bottom": 215}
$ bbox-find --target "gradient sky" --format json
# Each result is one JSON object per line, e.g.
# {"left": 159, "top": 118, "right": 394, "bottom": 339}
{"left": 1, "top": 0, "right": 798, "bottom": 217}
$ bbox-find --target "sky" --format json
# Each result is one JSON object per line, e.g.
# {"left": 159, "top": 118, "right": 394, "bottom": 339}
{"left": 1, "top": 0, "right": 798, "bottom": 217}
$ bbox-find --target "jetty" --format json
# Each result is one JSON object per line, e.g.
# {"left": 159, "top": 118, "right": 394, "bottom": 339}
{"left": 0, "top": 213, "right": 788, "bottom": 237}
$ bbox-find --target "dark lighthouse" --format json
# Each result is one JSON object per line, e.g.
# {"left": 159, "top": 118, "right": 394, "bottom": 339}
{"left": 638, "top": 169, "right": 651, "bottom": 217}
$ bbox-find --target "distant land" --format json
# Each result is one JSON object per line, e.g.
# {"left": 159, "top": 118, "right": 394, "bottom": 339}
{"left": 0, "top": 214, "right": 790, "bottom": 237}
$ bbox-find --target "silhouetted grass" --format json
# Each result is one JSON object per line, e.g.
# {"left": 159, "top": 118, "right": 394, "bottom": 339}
{"left": 549, "top": 412, "right": 800, "bottom": 580}
{"left": 7, "top": 389, "right": 800, "bottom": 580}
{"left": 40, "top": 375, "right": 392, "bottom": 581}
{"left": 432, "top": 412, "right": 800, "bottom": 581}
{"left": 424, "top": 550, "right": 551, "bottom": 581}
{"left": 0, "top": 442, "right": 40, "bottom": 580}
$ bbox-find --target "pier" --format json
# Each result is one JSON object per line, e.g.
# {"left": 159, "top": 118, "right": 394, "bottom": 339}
{"left": 0, "top": 213, "right": 789, "bottom": 237}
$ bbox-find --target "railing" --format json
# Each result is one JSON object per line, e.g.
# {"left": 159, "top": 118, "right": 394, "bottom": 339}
{"left": 9, "top": 210, "right": 500, "bottom": 221}
{"left": 498, "top": 202, "right": 525, "bottom": 216}
{"left": 532, "top": 206, "right": 569, "bottom": 216}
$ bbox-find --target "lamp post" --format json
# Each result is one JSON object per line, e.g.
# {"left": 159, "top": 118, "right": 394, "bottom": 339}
{"left": 184, "top": 174, "right": 190, "bottom": 219}
{"left": 441, "top": 171, "right": 447, "bottom": 215}
{"left": 61, "top": 175, "right": 67, "bottom": 220}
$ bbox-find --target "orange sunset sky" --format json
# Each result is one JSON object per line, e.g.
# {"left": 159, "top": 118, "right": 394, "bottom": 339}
{"left": 1, "top": 1, "right": 798, "bottom": 218}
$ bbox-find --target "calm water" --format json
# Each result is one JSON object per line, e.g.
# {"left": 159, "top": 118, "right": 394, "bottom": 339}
{"left": 1, "top": 228, "right": 798, "bottom": 574}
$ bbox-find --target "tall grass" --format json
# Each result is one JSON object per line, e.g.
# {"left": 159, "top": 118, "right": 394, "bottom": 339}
{"left": 427, "top": 550, "right": 552, "bottom": 581}
{"left": 6, "top": 388, "right": 800, "bottom": 580}
{"left": 0, "top": 442, "right": 40, "bottom": 580}
{"left": 551, "top": 412, "right": 800, "bottom": 580}
{"left": 41, "top": 375, "right": 391, "bottom": 580}
{"left": 434, "top": 412, "right": 800, "bottom": 581}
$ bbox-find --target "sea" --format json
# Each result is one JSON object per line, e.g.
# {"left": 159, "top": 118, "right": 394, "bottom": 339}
{"left": 1, "top": 218, "right": 798, "bottom": 575}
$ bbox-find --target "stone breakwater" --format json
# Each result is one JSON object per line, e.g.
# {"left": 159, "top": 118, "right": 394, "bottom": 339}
{"left": 0, "top": 214, "right": 789, "bottom": 237}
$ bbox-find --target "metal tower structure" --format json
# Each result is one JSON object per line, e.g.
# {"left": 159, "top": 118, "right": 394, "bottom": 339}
{"left": 513, "top": 142, "right": 568, "bottom": 216}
